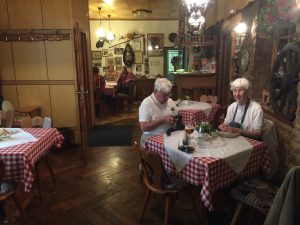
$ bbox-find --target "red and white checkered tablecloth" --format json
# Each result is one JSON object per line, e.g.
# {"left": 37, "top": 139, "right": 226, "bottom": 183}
{"left": 145, "top": 134, "right": 271, "bottom": 211}
{"left": 0, "top": 128, "right": 64, "bottom": 192}
{"left": 178, "top": 104, "right": 220, "bottom": 126}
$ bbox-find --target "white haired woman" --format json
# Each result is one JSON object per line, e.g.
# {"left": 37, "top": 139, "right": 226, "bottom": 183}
{"left": 218, "top": 77, "right": 263, "bottom": 140}
{"left": 139, "top": 78, "right": 176, "bottom": 146}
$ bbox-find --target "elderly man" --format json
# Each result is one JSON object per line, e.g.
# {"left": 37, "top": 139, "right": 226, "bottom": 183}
{"left": 218, "top": 77, "right": 263, "bottom": 140}
{"left": 139, "top": 78, "right": 175, "bottom": 146}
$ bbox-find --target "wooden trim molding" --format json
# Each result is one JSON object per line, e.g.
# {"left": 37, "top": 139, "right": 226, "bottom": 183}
{"left": 0, "top": 80, "right": 75, "bottom": 85}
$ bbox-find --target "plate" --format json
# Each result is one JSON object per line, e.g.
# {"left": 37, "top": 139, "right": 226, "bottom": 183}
{"left": 216, "top": 131, "right": 240, "bottom": 138}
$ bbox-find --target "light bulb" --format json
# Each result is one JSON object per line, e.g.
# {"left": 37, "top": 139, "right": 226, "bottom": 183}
{"left": 154, "top": 45, "right": 159, "bottom": 49}
{"left": 234, "top": 22, "right": 247, "bottom": 34}
{"left": 106, "top": 31, "right": 115, "bottom": 41}
{"left": 148, "top": 45, "right": 153, "bottom": 51}
{"left": 96, "top": 27, "right": 106, "bottom": 38}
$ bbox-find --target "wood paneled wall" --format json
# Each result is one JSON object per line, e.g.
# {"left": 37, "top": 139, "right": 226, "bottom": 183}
{"left": 0, "top": 0, "right": 91, "bottom": 143}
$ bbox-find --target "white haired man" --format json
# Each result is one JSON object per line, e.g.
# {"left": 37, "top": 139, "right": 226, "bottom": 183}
{"left": 218, "top": 77, "right": 263, "bottom": 140}
{"left": 139, "top": 78, "right": 176, "bottom": 146}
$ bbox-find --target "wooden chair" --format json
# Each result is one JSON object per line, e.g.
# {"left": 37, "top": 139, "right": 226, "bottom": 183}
{"left": 20, "top": 116, "right": 55, "bottom": 200}
{"left": 211, "top": 105, "right": 227, "bottom": 129}
{"left": 199, "top": 95, "right": 207, "bottom": 102}
{"left": 135, "top": 142, "right": 200, "bottom": 225}
{"left": 0, "top": 160, "right": 23, "bottom": 223}
{"left": 206, "top": 95, "right": 218, "bottom": 104}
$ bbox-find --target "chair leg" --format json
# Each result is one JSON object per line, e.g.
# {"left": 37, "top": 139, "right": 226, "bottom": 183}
{"left": 44, "top": 156, "right": 56, "bottom": 184}
{"left": 230, "top": 202, "right": 243, "bottom": 225}
{"left": 189, "top": 192, "right": 201, "bottom": 225}
{"left": 12, "top": 194, "right": 23, "bottom": 218}
{"left": 164, "top": 196, "right": 171, "bottom": 225}
{"left": 34, "top": 162, "right": 42, "bottom": 200}
{"left": 140, "top": 189, "right": 151, "bottom": 223}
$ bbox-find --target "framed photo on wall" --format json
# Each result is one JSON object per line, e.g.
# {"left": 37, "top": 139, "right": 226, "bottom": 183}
{"left": 105, "top": 57, "right": 114, "bottom": 66}
{"left": 103, "top": 66, "right": 108, "bottom": 72}
{"left": 102, "top": 49, "right": 108, "bottom": 57}
{"left": 115, "top": 57, "right": 122, "bottom": 66}
{"left": 92, "top": 51, "right": 101, "bottom": 59}
{"left": 136, "top": 64, "right": 142, "bottom": 72}
{"left": 134, "top": 41, "right": 141, "bottom": 51}
{"left": 114, "top": 48, "right": 124, "bottom": 55}
{"left": 134, "top": 51, "right": 143, "bottom": 64}
{"left": 92, "top": 59, "right": 102, "bottom": 67}
{"left": 116, "top": 65, "right": 122, "bottom": 71}
{"left": 147, "top": 33, "right": 164, "bottom": 57}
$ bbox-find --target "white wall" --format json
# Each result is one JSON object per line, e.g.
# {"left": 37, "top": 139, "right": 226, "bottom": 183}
{"left": 89, "top": 20, "right": 178, "bottom": 76}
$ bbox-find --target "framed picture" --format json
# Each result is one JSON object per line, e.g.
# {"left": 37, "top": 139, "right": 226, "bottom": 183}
{"left": 102, "top": 49, "right": 108, "bottom": 57}
{"left": 134, "top": 41, "right": 141, "bottom": 51}
{"left": 114, "top": 48, "right": 123, "bottom": 55}
{"left": 115, "top": 57, "right": 122, "bottom": 66}
{"left": 102, "top": 66, "right": 108, "bottom": 72}
{"left": 92, "top": 51, "right": 101, "bottom": 59}
{"left": 134, "top": 51, "right": 143, "bottom": 64}
{"left": 136, "top": 64, "right": 142, "bottom": 72}
{"left": 105, "top": 57, "right": 114, "bottom": 66}
{"left": 147, "top": 33, "right": 164, "bottom": 57}
{"left": 116, "top": 65, "right": 122, "bottom": 71}
{"left": 92, "top": 59, "right": 102, "bottom": 67}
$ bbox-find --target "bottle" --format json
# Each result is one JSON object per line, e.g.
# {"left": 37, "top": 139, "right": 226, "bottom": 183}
{"left": 211, "top": 57, "right": 216, "bottom": 73}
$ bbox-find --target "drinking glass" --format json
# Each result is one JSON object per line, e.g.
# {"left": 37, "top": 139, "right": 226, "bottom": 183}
{"left": 184, "top": 124, "right": 194, "bottom": 145}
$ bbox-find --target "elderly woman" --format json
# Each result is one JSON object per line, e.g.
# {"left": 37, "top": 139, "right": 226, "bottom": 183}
{"left": 104, "top": 64, "right": 119, "bottom": 82}
{"left": 218, "top": 77, "right": 263, "bottom": 140}
{"left": 139, "top": 78, "right": 176, "bottom": 146}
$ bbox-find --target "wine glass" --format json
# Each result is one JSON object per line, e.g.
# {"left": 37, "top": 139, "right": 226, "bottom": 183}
{"left": 184, "top": 124, "right": 195, "bottom": 145}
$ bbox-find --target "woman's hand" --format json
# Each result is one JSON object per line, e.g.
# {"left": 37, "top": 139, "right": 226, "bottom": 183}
{"left": 218, "top": 123, "right": 230, "bottom": 132}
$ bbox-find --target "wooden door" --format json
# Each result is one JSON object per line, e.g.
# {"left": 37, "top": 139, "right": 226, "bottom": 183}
{"left": 73, "top": 23, "right": 90, "bottom": 157}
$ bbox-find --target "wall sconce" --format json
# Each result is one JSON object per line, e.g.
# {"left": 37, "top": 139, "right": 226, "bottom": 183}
{"left": 234, "top": 22, "right": 247, "bottom": 35}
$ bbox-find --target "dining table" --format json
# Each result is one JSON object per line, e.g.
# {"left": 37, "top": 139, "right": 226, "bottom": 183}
{"left": 104, "top": 81, "right": 118, "bottom": 96}
{"left": 176, "top": 101, "right": 220, "bottom": 126}
{"left": 0, "top": 128, "right": 64, "bottom": 192}
{"left": 145, "top": 131, "right": 271, "bottom": 211}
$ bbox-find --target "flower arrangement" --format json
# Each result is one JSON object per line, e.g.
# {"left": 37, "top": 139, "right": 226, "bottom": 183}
{"left": 171, "top": 56, "right": 182, "bottom": 66}
{"left": 196, "top": 122, "right": 215, "bottom": 134}
{"left": 257, "top": 0, "right": 297, "bottom": 38}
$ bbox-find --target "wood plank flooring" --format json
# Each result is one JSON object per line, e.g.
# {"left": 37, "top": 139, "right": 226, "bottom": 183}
{"left": 13, "top": 102, "right": 265, "bottom": 225}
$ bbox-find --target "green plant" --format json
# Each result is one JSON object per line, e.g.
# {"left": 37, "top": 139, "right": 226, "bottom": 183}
{"left": 171, "top": 56, "right": 182, "bottom": 66}
{"left": 196, "top": 122, "right": 215, "bottom": 134}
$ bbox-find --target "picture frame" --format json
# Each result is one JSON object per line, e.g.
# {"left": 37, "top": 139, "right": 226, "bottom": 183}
{"left": 102, "top": 49, "right": 108, "bottom": 57}
{"left": 134, "top": 51, "right": 143, "bottom": 64}
{"left": 116, "top": 65, "right": 122, "bottom": 71}
{"left": 92, "top": 59, "right": 102, "bottom": 67}
{"left": 114, "top": 48, "right": 124, "bottom": 55}
{"left": 136, "top": 64, "right": 142, "bottom": 72}
{"left": 134, "top": 41, "right": 141, "bottom": 51}
{"left": 102, "top": 66, "right": 108, "bottom": 72}
{"left": 147, "top": 33, "right": 164, "bottom": 57}
{"left": 115, "top": 57, "right": 122, "bottom": 66}
{"left": 105, "top": 57, "right": 114, "bottom": 66}
{"left": 92, "top": 51, "right": 102, "bottom": 59}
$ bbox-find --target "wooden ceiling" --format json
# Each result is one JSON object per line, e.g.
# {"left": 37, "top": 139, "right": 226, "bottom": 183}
{"left": 88, "top": 0, "right": 180, "bottom": 20}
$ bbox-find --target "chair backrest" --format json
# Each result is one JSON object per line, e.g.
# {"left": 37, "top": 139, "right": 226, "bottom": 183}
{"left": 31, "top": 116, "right": 44, "bottom": 128}
{"left": 211, "top": 105, "right": 227, "bottom": 129}
{"left": 4, "top": 110, "right": 15, "bottom": 128}
{"left": 1, "top": 100, "right": 14, "bottom": 112}
{"left": 199, "top": 95, "right": 207, "bottom": 102}
{"left": 262, "top": 119, "right": 279, "bottom": 178}
{"left": 135, "top": 143, "right": 166, "bottom": 191}
{"left": 127, "top": 79, "right": 136, "bottom": 102}
{"left": 206, "top": 95, "right": 218, "bottom": 104}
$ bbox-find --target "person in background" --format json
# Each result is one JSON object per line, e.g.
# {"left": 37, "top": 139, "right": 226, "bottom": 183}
{"left": 139, "top": 78, "right": 176, "bottom": 146}
{"left": 104, "top": 64, "right": 119, "bottom": 82}
{"left": 93, "top": 66, "right": 106, "bottom": 117}
{"left": 218, "top": 77, "right": 263, "bottom": 140}
{"left": 117, "top": 66, "right": 135, "bottom": 95}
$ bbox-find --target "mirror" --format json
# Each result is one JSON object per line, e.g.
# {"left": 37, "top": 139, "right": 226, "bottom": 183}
{"left": 240, "top": 48, "right": 250, "bottom": 72}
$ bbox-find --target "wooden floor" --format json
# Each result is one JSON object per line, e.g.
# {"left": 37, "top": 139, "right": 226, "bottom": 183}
{"left": 13, "top": 102, "right": 265, "bottom": 225}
